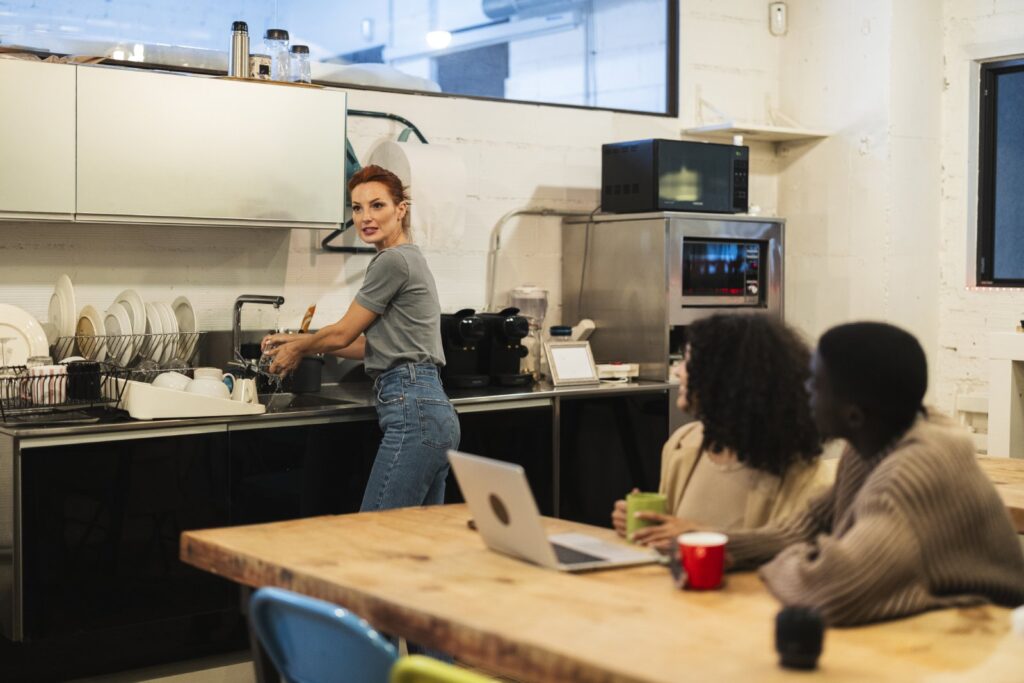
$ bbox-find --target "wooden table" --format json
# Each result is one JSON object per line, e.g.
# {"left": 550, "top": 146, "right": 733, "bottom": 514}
{"left": 978, "top": 456, "right": 1024, "bottom": 533}
{"left": 181, "top": 505, "right": 1024, "bottom": 682}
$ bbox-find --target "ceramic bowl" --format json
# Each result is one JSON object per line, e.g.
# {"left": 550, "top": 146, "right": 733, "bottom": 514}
{"left": 152, "top": 371, "right": 192, "bottom": 392}
{"left": 185, "top": 376, "right": 230, "bottom": 399}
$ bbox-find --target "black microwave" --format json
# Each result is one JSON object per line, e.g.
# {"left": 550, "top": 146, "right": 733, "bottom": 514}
{"left": 601, "top": 139, "right": 749, "bottom": 214}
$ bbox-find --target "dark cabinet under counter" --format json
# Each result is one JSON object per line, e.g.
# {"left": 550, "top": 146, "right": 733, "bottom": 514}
{"left": 5, "top": 426, "right": 245, "bottom": 680}
{"left": 229, "top": 417, "right": 381, "bottom": 525}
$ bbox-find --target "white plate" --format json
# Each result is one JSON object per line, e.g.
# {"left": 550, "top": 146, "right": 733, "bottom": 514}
{"left": 171, "top": 295, "right": 198, "bottom": 362}
{"left": 144, "top": 302, "right": 165, "bottom": 362}
{"left": 40, "top": 321, "right": 59, "bottom": 348}
{"left": 76, "top": 304, "right": 107, "bottom": 362}
{"left": 171, "top": 296, "right": 197, "bottom": 333}
{"left": 114, "top": 289, "right": 146, "bottom": 337}
{"left": 0, "top": 303, "right": 50, "bottom": 367}
{"left": 156, "top": 302, "right": 178, "bottom": 362}
{"left": 104, "top": 302, "right": 135, "bottom": 366}
{"left": 49, "top": 274, "right": 77, "bottom": 339}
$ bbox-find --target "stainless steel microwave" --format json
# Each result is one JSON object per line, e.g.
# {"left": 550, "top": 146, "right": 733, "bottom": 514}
{"left": 601, "top": 139, "right": 749, "bottom": 214}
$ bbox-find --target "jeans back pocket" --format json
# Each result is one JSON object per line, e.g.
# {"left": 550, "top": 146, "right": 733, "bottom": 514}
{"left": 416, "top": 397, "right": 457, "bottom": 449}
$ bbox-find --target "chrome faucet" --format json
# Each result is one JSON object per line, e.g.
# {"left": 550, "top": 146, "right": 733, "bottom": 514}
{"left": 232, "top": 294, "right": 285, "bottom": 364}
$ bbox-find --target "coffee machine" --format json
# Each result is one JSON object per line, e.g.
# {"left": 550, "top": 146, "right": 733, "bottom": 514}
{"left": 477, "top": 308, "right": 532, "bottom": 386}
{"left": 439, "top": 309, "right": 489, "bottom": 389}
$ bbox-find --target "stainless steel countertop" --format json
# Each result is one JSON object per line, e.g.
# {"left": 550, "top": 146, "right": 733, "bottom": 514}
{"left": 1, "top": 380, "right": 672, "bottom": 440}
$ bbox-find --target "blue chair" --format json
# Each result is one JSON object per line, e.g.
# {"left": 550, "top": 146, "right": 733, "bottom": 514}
{"left": 249, "top": 587, "right": 398, "bottom": 683}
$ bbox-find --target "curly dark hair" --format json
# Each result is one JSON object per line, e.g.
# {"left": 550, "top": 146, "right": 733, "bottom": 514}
{"left": 685, "top": 314, "right": 822, "bottom": 476}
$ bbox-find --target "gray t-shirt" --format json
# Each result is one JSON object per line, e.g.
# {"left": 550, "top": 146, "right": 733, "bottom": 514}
{"left": 354, "top": 243, "right": 445, "bottom": 377}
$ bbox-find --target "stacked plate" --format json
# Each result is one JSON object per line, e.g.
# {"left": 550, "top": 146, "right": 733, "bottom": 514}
{"left": 0, "top": 303, "right": 49, "bottom": 367}
{"left": 43, "top": 275, "right": 198, "bottom": 367}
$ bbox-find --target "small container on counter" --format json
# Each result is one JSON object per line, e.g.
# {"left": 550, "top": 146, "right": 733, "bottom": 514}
{"left": 263, "top": 28, "right": 290, "bottom": 82}
{"left": 249, "top": 53, "right": 272, "bottom": 80}
{"left": 228, "top": 21, "right": 249, "bottom": 78}
{"left": 289, "top": 44, "right": 311, "bottom": 83}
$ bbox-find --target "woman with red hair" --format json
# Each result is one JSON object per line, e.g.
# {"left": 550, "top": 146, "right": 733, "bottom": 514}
{"left": 263, "top": 164, "right": 459, "bottom": 511}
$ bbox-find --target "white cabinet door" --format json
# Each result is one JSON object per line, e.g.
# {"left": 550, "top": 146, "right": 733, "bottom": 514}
{"left": 76, "top": 66, "right": 346, "bottom": 228}
{"left": 0, "top": 60, "right": 76, "bottom": 220}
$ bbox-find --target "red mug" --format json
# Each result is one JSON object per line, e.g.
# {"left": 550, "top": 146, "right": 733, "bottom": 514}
{"left": 678, "top": 532, "right": 728, "bottom": 590}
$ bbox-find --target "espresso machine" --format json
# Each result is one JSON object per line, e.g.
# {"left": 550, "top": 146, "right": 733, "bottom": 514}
{"left": 477, "top": 308, "right": 532, "bottom": 386}
{"left": 439, "top": 309, "right": 489, "bottom": 389}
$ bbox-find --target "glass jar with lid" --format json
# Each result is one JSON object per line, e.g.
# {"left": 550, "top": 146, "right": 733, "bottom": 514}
{"left": 263, "top": 28, "right": 290, "bottom": 82}
{"left": 289, "top": 44, "right": 311, "bottom": 83}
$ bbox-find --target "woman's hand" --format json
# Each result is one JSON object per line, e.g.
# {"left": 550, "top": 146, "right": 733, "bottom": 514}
{"left": 264, "top": 337, "right": 307, "bottom": 377}
{"left": 630, "top": 512, "right": 703, "bottom": 551}
{"left": 610, "top": 488, "right": 640, "bottom": 537}
{"left": 261, "top": 332, "right": 300, "bottom": 354}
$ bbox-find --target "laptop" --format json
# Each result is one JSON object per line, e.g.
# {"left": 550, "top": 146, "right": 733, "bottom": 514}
{"left": 448, "top": 450, "right": 660, "bottom": 572}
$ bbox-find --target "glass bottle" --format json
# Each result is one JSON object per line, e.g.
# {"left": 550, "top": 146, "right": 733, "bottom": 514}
{"left": 289, "top": 44, "right": 311, "bottom": 83}
{"left": 263, "top": 28, "right": 290, "bottom": 82}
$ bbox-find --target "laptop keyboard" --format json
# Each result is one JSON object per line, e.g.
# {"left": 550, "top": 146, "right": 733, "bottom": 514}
{"left": 553, "top": 543, "right": 603, "bottom": 565}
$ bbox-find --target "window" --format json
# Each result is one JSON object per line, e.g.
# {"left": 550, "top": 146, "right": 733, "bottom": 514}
{"left": 0, "top": 0, "right": 676, "bottom": 116}
{"left": 977, "top": 58, "right": 1024, "bottom": 286}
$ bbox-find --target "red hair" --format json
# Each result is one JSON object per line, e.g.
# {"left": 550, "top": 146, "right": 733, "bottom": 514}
{"left": 348, "top": 164, "right": 409, "bottom": 206}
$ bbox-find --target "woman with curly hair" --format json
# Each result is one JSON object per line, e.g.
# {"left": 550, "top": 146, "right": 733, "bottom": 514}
{"left": 611, "top": 314, "right": 834, "bottom": 550}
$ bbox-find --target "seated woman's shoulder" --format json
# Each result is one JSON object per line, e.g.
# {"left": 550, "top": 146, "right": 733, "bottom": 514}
{"left": 668, "top": 421, "right": 704, "bottom": 448}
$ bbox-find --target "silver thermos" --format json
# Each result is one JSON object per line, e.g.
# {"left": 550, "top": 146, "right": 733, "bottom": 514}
{"left": 228, "top": 21, "right": 249, "bottom": 77}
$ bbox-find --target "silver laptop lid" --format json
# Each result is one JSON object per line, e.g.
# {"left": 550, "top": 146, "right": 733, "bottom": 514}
{"left": 447, "top": 449, "right": 560, "bottom": 569}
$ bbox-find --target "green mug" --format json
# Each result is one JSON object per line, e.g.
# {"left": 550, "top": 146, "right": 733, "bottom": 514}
{"left": 626, "top": 491, "right": 668, "bottom": 542}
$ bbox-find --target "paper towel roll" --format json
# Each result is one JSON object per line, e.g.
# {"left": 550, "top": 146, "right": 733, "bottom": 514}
{"left": 366, "top": 141, "right": 467, "bottom": 249}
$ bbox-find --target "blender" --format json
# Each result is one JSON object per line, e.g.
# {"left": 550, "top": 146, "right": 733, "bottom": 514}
{"left": 508, "top": 285, "right": 548, "bottom": 380}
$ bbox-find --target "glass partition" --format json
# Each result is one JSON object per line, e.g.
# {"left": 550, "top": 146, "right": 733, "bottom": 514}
{"left": 0, "top": 0, "right": 674, "bottom": 115}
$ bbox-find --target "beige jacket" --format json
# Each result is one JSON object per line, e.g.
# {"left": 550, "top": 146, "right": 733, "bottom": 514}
{"left": 658, "top": 422, "right": 835, "bottom": 531}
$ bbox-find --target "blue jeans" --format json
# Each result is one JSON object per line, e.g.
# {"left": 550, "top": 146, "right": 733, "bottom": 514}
{"left": 361, "top": 363, "right": 461, "bottom": 512}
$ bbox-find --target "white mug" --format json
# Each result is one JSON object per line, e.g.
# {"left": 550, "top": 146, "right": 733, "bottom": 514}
{"left": 231, "top": 377, "right": 258, "bottom": 404}
{"left": 193, "top": 367, "right": 235, "bottom": 392}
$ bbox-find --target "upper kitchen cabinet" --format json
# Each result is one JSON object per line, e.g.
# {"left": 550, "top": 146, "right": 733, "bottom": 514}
{"left": 76, "top": 66, "right": 347, "bottom": 228}
{"left": 0, "top": 59, "right": 76, "bottom": 221}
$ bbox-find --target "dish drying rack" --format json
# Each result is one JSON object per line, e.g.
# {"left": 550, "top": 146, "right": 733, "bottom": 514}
{"left": 0, "top": 362, "right": 130, "bottom": 424}
{"left": 55, "top": 331, "right": 202, "bottom": 371}
{"left": 0, "top": 332, "right": 204, "bottom": 425}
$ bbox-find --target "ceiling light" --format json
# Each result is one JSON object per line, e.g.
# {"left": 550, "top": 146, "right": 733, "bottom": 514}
{"left": 425, "top": 30, "right": 452, "bottom": 50}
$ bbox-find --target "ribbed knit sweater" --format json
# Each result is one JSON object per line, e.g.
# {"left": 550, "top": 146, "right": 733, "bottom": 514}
{"left": 726, "top": 413, "right": 1024, "bottom": 626}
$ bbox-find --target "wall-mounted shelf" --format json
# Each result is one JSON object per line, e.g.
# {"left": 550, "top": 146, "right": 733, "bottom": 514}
{"left": 685, "top": 91, "right": 830, "bottom": 146}
{"left": 681, "top": 122, "right": 830, "bottom": 143}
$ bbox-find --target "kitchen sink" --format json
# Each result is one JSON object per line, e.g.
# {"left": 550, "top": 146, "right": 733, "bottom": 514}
{"left": 259, "top": 392, "right": 360, "bottom": 413}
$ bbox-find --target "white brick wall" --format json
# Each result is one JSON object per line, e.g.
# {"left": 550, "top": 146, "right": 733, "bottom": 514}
{"left": 0, "top": 1, "right": 781, "bottom": 372}
{"left": 936, "top": 0, "right": 1024, "bottom": 411}
{"left": 776, "top": 0, "right": 944, "bottom": 407}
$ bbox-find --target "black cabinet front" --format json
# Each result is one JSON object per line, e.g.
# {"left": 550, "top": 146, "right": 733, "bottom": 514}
{"left": 12, "top": 431, "right": 243, "bottom": 679}
{"left": 444, "top": 406, "right": 554, "bottom": 515}
{"left": 229, "top": 421, "right": 382, "bottom": 525}
{"left": 559, "top": 392, "right": 668, "bottom": 526}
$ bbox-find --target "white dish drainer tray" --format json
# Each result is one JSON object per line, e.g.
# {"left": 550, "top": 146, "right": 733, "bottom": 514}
{"left": 114, "top": 378, "right": 266, "bottom": 420}
{"left": 52, "top": 330, "right": 264, "bottom": 419}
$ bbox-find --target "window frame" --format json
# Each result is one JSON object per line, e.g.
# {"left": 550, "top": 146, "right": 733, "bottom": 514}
{"left": 976, "top": 57, "right": 1024, "bottom": 287}
{"left": 7, "top": 2, "right": 679, "bottom": 118}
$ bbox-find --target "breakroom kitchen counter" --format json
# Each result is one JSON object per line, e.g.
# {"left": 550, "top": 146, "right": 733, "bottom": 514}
{"left": 0, "top": 378, "right": 672, "bottom": 438}
{"left": 0, "top": 377, "right": 671, "bottom": 677}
